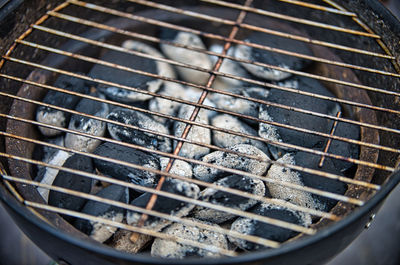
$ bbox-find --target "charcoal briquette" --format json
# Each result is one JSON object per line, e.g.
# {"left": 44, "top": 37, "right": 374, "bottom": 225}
{"left": 193, "top": 144, "right": 270, "bottom": 183}
{"left": 229, "top": 201, "right": 311, "bottom": 251}
{"left": 89, "top": 40, "right": 175, "bottom": 103}
{"left": 160, "top": 157, "right": 193, "bottom": 179}
{"left": 93, "top": 142, "right": 159, "bottom": 188}
{"left": 65, "top": 93, "right": 109, "bottom": 152}
{"left": 151, "top": 219, "right": 228, "bottom": 259}
{"left": 74, "top": 184, "right": 127, "bottom": 242}
{"left": 36, "top": 74, "right": 91, "bottom": 136}
{"left": 126, "top": 178, "right": 200, "bottom": 232}
{"left": 107, "top": 107, "right": 171, "bottom": 153}
{"left": 48, "top": 154, "right": 94, "bottom": 222}
{"left": 192, "top": 174, "right": 266, "bottom": 223}
{"left": 234, "top": 32, "right": 312, "bottom": 81}
{"left": 160, "top": 29, "right": 211, "bottom": 85}
{"left": 211, "top": 114, "right": 268, "bottom": 152}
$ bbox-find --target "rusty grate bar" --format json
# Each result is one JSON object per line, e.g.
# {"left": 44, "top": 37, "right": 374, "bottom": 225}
{"left": 276, "top": 0, "right": 356, "bottom": 16}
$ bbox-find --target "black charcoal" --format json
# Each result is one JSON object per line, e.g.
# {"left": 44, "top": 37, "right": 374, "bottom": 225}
{"left": 234, "top": 32, "right": 312, "bottom": 81}
{"left": 93, "top": 142, "right": 159, "bottom": 188}
{"left": 293, "top": 151, "right": 348, "bottom": 212}
{"left": 126, "top": 178, "right": 200, "bottom": 231}
{"left": 192, "top": 174, "right": 266, "bottom": 223}
{"left": 211, "top": 114, "right": 267, "bottom": 151}
{"left": 107, "top": 108, "right": 171, "bottom": 153}
{"left": 36, "top": 74, "right": 91, "bottom": 136}
{"left": 48, "top": 154, "right": 94, "bottom": 222}
{"left": 74, "top": 184, "right": 126, "bottom": 242}
{"left": 89, "top": 40, "right": 175, "bottom": 103}
{"left": 264, "top": 77, "right": 341, "bottom": 151}
{"left": 151, "top": 219, "right": 228, "bottom": 259}
{"left": 160, "top": 29, "right": 211, "bottom": 85}
{"left": 193, "top": 144, "right": 270, "bottom": 183}
{"left": 174, "top": 104, "right": 211, "bottom": 159}
{"left": 229, "top": 201, "right": 311, "bottom": 250}
{"left": 65, "top": 93, "right": 109, "bottom": 152}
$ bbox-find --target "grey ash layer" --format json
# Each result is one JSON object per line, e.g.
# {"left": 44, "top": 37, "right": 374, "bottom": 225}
{"left": 34, "top": 27, "right": 360, "bottom": 257}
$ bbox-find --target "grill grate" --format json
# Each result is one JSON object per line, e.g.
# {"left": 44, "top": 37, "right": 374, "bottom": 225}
{"left": 0, "top": 0, "right": 399, "bottom": 258}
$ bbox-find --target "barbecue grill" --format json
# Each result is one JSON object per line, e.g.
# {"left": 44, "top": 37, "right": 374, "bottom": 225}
{"left": 1, "top": 0, "right": 400, "bottom": 264}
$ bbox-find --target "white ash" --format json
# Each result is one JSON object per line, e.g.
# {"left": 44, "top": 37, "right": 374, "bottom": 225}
{"left": 173, "top": 104, "right": 211, "bottom": 159}
{"left": 148, "top": 81, "right": 186, "bottom": 123}
{"left": 37, "top": 150, "right": 72, "bottom": 202}
{"left": 229, "top": 200, "right": 311, "bottom": 250}
{"left": 127, "top": 178, "right": 200, "bottom": 232}
{"left": 266, "top": 153, "right": 321, "bottom": 210}
{"left": 211, "top": 114, "right": 267, "bottom": 152}
{"left": 65, "top": 93, "right": 109, "bottom": 153}
{"left": 209, "top": 88, "right": 259, "bottom": 120}
{"left": 234, "top": 44, "right": 291, "bottom": 81}
{"left": 160, "top": 157, "right": 193, "bottom": 179}
{"left": 258, "top": 104, "right": 284, "bottom": 159}
{"left": 193, "top": 144, "right": 270, "bottom": 183}
{"left": 182, "top": 86, "right": 217, "bottom": 119}
{"left": 110, "top": 229, "right": 153, "bottom": 254}
{"left": 36, "top": 110, "right": 68, "bottom": 137}
{"left": 35, "top": 135, "right": 65, "bottom": 181}
{"left": 160, "top": 30, "right": 212, "bottom": 85}
{"left": 192, "top": 174, "right": 266, "bottom": 224}
{"left": 151, "top": 219, "right": 228, "bottom": 259}
{"left": 107, "top": 108, "right": 172, "bottom": 153}
{"left": 209, "top": 44, "right": 249, "bottom": 87}
{"left": 88, "top": 211, "right": 124, "bottom": 243}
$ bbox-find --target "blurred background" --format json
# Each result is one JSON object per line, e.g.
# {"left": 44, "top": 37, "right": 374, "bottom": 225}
{"left": 0, "top": 1, "right": 399, "bottom": 264}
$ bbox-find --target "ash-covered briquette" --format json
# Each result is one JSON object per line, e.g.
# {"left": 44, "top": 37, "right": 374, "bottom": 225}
{"left": 93, "top": 142, "right": 159, "bottom": 188}
{"left": 293, "top": 151, "right": 347, "bottom": 212}
{"left": 173, "top": 104, "right": 211, "bottom": 159}
{"left": 126, "top": 178, "right": 200, "bottom": 232}
{"left": 37, "top": 150, "right": 72, "bottom": 202}
{"left": 160, "top": 157, "right": 193, "bottom": 179}
{"left": 193, "top": 144, "right": 270, "bottom": 183}
{"left": 266, "top": 153, "right": 321, "bottom": 210}
{"left": 48, "top": 154, "right": 94, "bottom": 222}
{"left": 234, "top": 32, "right": 312, "bottom": 81}
{"left": 89, "top": 40, "right": 175, "bottom": 103}
{"left": 209, "top": 87, "right": 260, "bottom": 121}
{"left": 262, "top": 77, "right": 341, "bottom": 152}
{"left": 160, "top": 29, "right": 212, "bottom": 85}
{"left": 74, "top": 184, "right": 126, "bottom": 243}
{"left": 148, "top": 81, "right": 186, "bottom": 123}
{"left": 151, "top": 219, "right": 228, "bottom": 259}
{"left": 36, "top": 74, "right": 92, "bottom": 137}
{"left": 65, "top": 93, "right": 109, "bottom": 153}
{"left": 110, "top": 229, "right": 153, "bottom": 254}
{"left": 209, "top": 44, "right": 249, "bottom": 87}
{"left": 211, "top": 114, "right": 268, "bottom": 152}
{"left": 229, "top": 201, "right": 311, "bottom": 251}
{"left": 182, "top": 86, "right": 217, "bottom": 118}
{"left": 191, "top": 174, "right": 266, "bottom": 224}
{"left": 107, "top": 108, "right": 172, "bottom": 153}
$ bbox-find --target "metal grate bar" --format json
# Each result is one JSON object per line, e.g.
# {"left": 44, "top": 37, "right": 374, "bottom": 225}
{"left": 2, "top": 175, "right": 281, "bottom": 248}
{"left": 276, "top": 0, "right": 356, "bottom": 16}
{"left": 0, "top": 73, "right": 395, "bottom": 174}
{"left": 0, "top": 114, "right": 368, "bottom": 206}
{"left": 0, "top": 153, "right": 317, "bottom": 234}
{"left": 65, "top": 1, "right": 398, "bottom": 77}
{"left": 130, "top": 0, "right": 378, "bottom": 38}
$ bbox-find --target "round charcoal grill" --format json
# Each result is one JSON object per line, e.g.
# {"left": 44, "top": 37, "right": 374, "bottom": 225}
{"left": 1, "top": 0, "right": 400, "bottom": 264}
